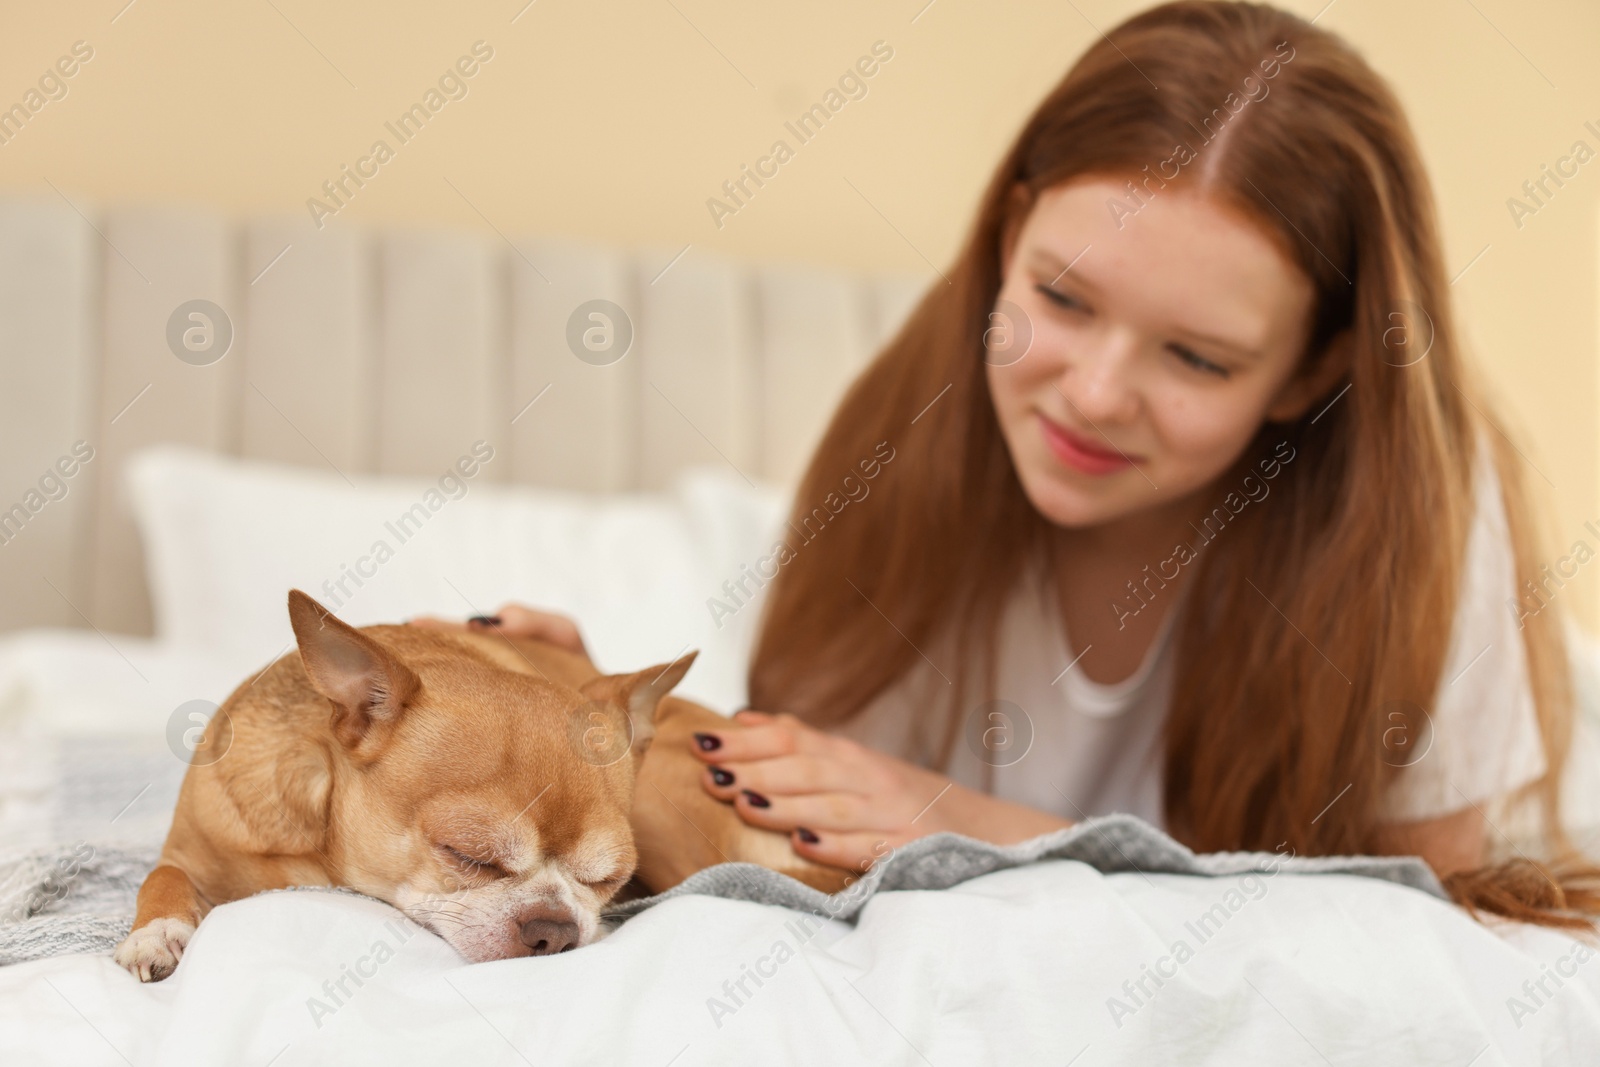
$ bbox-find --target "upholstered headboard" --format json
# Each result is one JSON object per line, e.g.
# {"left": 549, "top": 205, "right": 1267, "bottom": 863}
{"left": 0, "top": 197, "right": 926, "bottom": 636}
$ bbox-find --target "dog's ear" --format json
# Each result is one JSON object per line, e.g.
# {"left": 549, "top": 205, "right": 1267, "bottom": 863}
{"left": 287, "top": 589, "right": 420, "bottom": 755}
{"left": 577, "top": 650, "right": 698, "bottom": 763}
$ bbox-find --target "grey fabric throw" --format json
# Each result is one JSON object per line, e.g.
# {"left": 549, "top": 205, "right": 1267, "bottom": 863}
{"left": 0, "top": 841, "right": 158, "bottom": 965}
{"left": 603, "top": 813, "right": 1446, "bottom": 921}
{"left": 0, "top": 814, "right": 1445, "bottom": 967}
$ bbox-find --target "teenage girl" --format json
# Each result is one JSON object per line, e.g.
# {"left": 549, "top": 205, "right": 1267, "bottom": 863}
{"left": 428, "top": 1, "right": 1598, "bottom": 926}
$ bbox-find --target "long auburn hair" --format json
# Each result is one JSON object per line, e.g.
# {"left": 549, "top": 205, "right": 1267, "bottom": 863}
{"left": 749, "top": 0, "right": 1600, "bottom": 927}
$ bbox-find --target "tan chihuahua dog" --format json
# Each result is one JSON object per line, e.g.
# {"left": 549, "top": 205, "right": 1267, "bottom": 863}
{"left": 116, "top": 590, "right": 842, "bottom": 982}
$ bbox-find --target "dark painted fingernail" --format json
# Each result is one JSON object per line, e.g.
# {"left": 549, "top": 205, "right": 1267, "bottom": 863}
{"left": 710, "top": 766, "right": 734, "bottom": 787}
{"left": 796, "top": 827, "right": 819, "bottom": 844}
{"left": 742, "top": 790, "right": 770, "bottom": 809}
{"left": 694, "top": 732, "right": 721, "bottom": 752}
{"left": 467, "top": 615, "right": 502, "bottom": 627}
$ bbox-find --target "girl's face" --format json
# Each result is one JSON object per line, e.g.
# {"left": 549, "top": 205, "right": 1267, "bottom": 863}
{"left": 987, "top": 175, "right": 1325, "bottom": 535}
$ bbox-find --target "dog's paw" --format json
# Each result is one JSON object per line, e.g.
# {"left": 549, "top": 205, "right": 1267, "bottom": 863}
{"left": 114, "top": 917, "right": 196, "bottom": 982}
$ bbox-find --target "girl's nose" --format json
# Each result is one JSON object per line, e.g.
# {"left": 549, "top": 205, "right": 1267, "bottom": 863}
{"left": 1051, "top": 333, "right": 1141, "bottom": 425}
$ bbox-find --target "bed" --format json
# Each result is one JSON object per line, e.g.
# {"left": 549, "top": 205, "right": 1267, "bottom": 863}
{"left": 2, "top": 202, "right": 1600, "bottom": 1065}
{"left": 0, "top": 449, "right": 1596, "bottom": 1064}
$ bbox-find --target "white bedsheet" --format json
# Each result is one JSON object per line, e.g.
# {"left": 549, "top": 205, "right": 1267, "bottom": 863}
{"left": 2, "top": 858, "right": 1598, "bottom": 1065}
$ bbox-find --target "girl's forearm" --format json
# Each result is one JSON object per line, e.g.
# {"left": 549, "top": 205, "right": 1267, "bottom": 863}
{"left": 943, "top": 781, "right": 1075, "bottom": 845}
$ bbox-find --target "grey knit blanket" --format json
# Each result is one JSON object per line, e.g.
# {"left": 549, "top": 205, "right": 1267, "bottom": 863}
{"left": 0, "top": 814, "right": 1445, "bottom": 967}
{"left": 603, "top": 813, "right": 1446, "bottom": 921}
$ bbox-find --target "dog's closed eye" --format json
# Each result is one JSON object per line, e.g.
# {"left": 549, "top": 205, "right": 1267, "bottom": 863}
{"left": 580, "top": 866, "right": 632, "bottom": 895}
{"left": 436, "top": 843, "right": 508, "bottom": 879}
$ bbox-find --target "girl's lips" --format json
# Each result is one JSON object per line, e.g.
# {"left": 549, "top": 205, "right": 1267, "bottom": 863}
{"left": 1038, "top": 414, "right": 1137, "bottom": 475}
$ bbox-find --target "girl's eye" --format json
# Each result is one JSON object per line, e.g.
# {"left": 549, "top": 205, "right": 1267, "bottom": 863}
{"left": 1034, "top": 283, "right": 1081, "bottom": 312}
{"left": 1171, "top": 345, "right": 1229, "bottom": 378}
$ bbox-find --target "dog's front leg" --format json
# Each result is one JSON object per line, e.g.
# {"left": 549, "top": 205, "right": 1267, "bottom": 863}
{"left": 113, "top": 864, "right": 208, "bottom": 982}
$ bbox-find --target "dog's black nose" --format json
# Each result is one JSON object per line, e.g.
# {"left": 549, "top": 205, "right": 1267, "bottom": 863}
{"left": 520, "top": 918, "right": 580, "bottom": 955}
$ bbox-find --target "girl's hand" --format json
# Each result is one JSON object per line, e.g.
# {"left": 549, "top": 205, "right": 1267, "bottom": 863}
{"left": 691, "top": 709, "right": 1072, "bottom": 875}
{"left": 408, "top": 603, "right": 588, "bottom": 657}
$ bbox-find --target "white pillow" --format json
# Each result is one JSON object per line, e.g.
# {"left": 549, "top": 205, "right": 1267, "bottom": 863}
{"left": 124, "top": 446, "right": 791, "bottom": 712}
{"left": 0, "top": 628, "right": 247, "bottom": 735}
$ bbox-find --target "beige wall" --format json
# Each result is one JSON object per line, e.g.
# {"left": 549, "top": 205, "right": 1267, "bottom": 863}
{"left": 1, "top": 0, "right": 1596, "bottom": 624}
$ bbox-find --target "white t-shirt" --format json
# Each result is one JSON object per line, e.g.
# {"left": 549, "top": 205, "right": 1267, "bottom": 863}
{"left": 835, "top": 439, "right": 1548, "bottom": 828}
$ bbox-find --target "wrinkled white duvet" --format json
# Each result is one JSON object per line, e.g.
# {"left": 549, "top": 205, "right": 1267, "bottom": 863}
{"left": 3, "top": 856, "right": 1598, "bottom": 1065}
